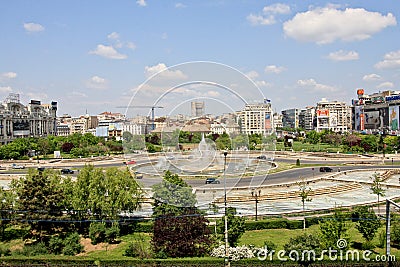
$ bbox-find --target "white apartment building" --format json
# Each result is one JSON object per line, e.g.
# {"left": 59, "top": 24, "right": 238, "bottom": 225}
{"left": 236, "top": 100, "right": 274, "bottom": 135}
{"left": 316, "top": 98, "right": 351, "bottom": 132}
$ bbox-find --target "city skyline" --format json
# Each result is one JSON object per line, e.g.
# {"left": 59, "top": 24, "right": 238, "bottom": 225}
{"left": 1, "top": 1, "right": 399, "bottom": 117}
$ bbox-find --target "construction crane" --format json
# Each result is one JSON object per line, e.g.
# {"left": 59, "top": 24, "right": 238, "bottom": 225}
{"left": 116, "top": 105, "right": 164, "bottom": 131}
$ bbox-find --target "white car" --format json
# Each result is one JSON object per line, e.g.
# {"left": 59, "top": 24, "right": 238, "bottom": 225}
{"left": 12, "top": 164, "right": 25, "bottom": 169}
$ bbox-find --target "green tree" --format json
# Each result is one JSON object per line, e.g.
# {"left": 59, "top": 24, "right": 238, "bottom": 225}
{"left": 151, "top": 171, "right": 211, "bottom": 258}
{"left": 319, "top": 208, "right": 349, "bottom": 248}
{"left": 249, "top": 133, "right": 262, "bottom": 150}
{"left": 73, "top": 165, "right": 142, "bottom": 220}
{"left": 284, "top": 233, "right": 322, "bottom": 266}
{"left": 353, "top": 206, "right": 381, "bottom": 243}
{"left": 370, "top": 172, "right": 386, "bottom": 214}
{"left": 12, "top": 169, "right": 71, "bottom": 241}
{"left": 215, "top": 132, "right": 231, "bottom": 150}
{"left": 0, "top": 187, "right": 15, "bottom": 239}
{"left": 217, "top": 207, "right": 245, "bottom": 247}
{"left": 152, "top": 171, "right": 196, "bottom": 217}
{"left": 305, "top": 130, "right": 320, "bottom": 144}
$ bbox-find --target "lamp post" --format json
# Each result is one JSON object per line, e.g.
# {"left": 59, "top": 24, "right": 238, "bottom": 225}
{"left": 251, "top": 189, "right": 261, "bottom": 221}
{"left": 223, "top": 150, "right": 229, "bottom": 267}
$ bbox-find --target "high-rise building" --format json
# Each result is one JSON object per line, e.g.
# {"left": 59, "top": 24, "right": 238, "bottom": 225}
{"left": 281, "top": 108, "right": 300, "bottom": 129}
{"left": 302, "top": 106, "right": 316, "bottom": 131}
{"left": 316, "top": 98, "right": 351, "bottom": 132}
{"left": 191, "top": 101, "right": 205, "bottom": 117}
{"left": 236, "top": 100, "right": 273, "bottom": 135}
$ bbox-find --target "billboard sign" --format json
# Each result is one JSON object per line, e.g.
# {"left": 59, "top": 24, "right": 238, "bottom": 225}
{"left": 317, "top": 109, "right": 329, "bottom": 117}
{"left": 389, "top": 106, "right": 399, "bottom": 130}
{"left": 364, "top": 108, "right": 388, "bottom": 130}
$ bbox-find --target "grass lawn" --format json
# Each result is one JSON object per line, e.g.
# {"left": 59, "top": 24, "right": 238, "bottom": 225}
{"left": 239, "top": 222, "right": 400, "bottom": 259}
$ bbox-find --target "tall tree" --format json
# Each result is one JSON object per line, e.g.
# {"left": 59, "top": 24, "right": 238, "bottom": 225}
{"left": 217, "top": 207, "right": 246, "bottom": 247}
{"left": 151, "top": 171, "right": 211, "bottom": 258}
{"left": 353, "top": 206, "right": 381, "bottom": 243}
{"left": 319, "top": 208, "right": 349, "bottom": 248}
{"left": 370, "top": 172, "right": 386, "bottom": 214}
{"left": 12, "top": 169, "right": 70, "bottom": 241}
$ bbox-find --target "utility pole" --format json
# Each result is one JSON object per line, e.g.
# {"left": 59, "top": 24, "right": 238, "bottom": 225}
{"left": 223, "top": 151, "right": 229, "bottom": 267}
{"left": 251, "top": 189, "right": 261, "bottom": 221}
{"left": 386, "top": 199, "right": 400, "bottom": 258}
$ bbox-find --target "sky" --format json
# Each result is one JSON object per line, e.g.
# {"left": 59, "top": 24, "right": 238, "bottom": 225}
{"left": 0, "top": 0, "right": 399, "bottom": 118}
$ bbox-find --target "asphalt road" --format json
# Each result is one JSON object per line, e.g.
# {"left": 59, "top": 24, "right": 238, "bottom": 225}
{"left": 3, "top": 155, "right": 399, "bottom": 190}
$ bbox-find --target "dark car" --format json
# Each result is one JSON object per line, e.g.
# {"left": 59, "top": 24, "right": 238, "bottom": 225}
{"left": 319, "top": 167, "right": 333, "bottom": 172}
{"left": 61, "top": 168, "right": 74, "bottom": 174}
{"left": 205, "top": 178, "right": 220, "bottom": 184}
{"left": 37, "top": 167, "right": 45, "bottom": 172}
{"left": 257, "top": 155, "right": 267, "bottom": 160}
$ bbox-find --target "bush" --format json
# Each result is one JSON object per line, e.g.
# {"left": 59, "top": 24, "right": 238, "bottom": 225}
{"left": 62, "top": 233, "right": 83, "bottom": 256}
{"left": 123, "top": 234, "right": 151, "bottom": 259}
{"left": 48, "top": 236, "right": 64, "bottom": 255}
{"left": 377, "top": 230, "right": 386, "bottom": 249}
{"left": 105, "top": 224, "right": 120, "bottom": 243}
{"left": 245, "top": 218, "right": 303, "bottom": 230}
{"left": 89, "top": 222, "right": 107, "bottom": 245}
{"left": 13, "top": 242, "right": 48, "bottom": 256}
{"left": 0, "top": 244, "right": 11, "bottom": 257}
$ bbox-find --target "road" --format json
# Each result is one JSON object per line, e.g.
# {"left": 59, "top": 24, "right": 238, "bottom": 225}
{"left": 3, "top": 154, "right": 399, "bottom": 190}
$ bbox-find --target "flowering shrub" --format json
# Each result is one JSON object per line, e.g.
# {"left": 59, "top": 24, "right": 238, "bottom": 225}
{"left": 210, "top": 245, "right": 255, "bottom": 261}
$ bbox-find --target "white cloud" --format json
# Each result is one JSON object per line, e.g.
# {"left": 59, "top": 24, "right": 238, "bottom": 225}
{"left": 25, "top": 92, "right": 48, "bottom": 100}
{"left": 297, "top": 78, "right": 338, "bottom": 92}
{"left": 377, "top": 81, "right": 394, "bottom": 89}
{"left": 283, "top": 7, "right": 397, "bottom": 44}
{"left": 175, "top": 3, "right": 186, "bottom": 8}
{"left": 255, "top": 80, "right": 272, "bottom": 88}
{"left": 70, "top": 91, "right": 88, "bottom": 98}
{"left": 126, "top": 42, "right": 136, "bottom": 50}
{"left": 363, "top": 73, "right": 382, "bottom": 81}
{"left": 89, "top": 44, "right": 127, "bottom": 59}
{"left": 264, "top": 65, "right": 286, "bottom": 74}
{"left": 245, "top": 71, "right": 259, "bottom": 79}
{"left": 107, "top": 32, "right": 120, "bottom": 40}
{"left": 144, "top": 63, "right": 187, "bottom": 80}
{"left": 247, "top": 14, "right": 275, "bottom": 26}
{"left": 136, "top": 0, "right": 147, "bottom": 7}
{"left": 263, "top": 3, "right": 291, "bottom": 14}
{"left": 0, "top": 86, "right": 12, "bottom": 93}
{"left": 86, "top": 76, "right": 108, "bottom": 89}
{"left": 23, "top": 22, "right": 45, "bottom": 32}
{"left": 248, "top": 3, "right": 290, "bottom": 26}
{"left": 375, "top": 50, "right": 400, "bottom": 69}
{"left": 161, "top": 32, "right": 168, "bottom": 40}
{"left": 106, "top": 32, "right": 136, "bottom": 50}
{"left": 326, "top": 50, "right": 359, "bottom": 61}
{"left": 0, "top": 72, "right": 17, "bottom": 81}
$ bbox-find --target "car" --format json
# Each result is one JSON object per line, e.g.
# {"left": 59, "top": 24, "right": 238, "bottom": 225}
{"left": 134, "top": 171, "right": 143, "bottom": 179}
{"left": 166, "top": 155, "right": 175, "bottom": 160}
{"left": 61, "top": 168, "right": 74, "bottom": 174}
{"left": 11, "top": 164, "right": 25, "bottom": 169}
{"left": 319, "top": 167, "right": 333, "bottom": 172}
{"left": 124, "top": 160, "right": 136, "bottom": 165}
{"left": 37, "top": 167, "right": 45, "bottom": 172}
{"left": 205, "top": 178, "right": 220, "bottom": 184}
{"left": 257, "top": 155, "right": 267, "bottom": 160}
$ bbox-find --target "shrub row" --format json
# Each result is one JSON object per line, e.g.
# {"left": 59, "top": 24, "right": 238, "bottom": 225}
{"left": 245, "top": 218, "right": 303, "bottom": 230}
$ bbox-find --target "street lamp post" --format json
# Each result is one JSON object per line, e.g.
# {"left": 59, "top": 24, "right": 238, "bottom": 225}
{"left": 223, "top": 151, "right": 229, "bottom": 267}
{"left": 251, "top": 189, "right": 261, "bottom": 221}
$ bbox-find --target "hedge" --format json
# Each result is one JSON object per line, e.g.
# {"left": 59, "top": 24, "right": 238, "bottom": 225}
{"left": 244, "top": 218, "right": 303, "bottom": 230}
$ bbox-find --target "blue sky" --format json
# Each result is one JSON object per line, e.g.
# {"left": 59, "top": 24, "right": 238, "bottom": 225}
{"left": 0, "top": 1, "right": 399, "bottom": 117}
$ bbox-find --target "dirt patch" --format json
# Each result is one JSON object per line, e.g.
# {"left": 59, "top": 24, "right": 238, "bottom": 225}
{"left": 78, "top": 237, "right": 119, "bottom": 255}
